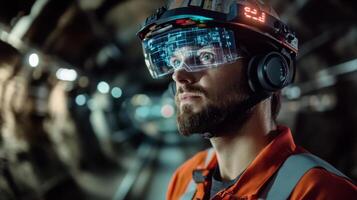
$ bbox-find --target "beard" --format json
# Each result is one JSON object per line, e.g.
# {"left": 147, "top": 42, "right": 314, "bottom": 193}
{"left": 176, "top": 83, "right": 254, "bottom": 138}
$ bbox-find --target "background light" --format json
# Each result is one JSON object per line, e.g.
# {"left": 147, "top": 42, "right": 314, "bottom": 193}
{"left": 111, "top": 87, "right": 122, "bottom": 98}
{"left": 135, "top": 106, "right": 150, "bottom": 119}
{"left": 56, "top": 68, "right": 78, "bottom": 81}
{"left": 78, "top": 76, "right": 89, "bottom": 88}
{"left": 131, "top": 94, "right": 151, "bottom": 106}
{"left": 75, "top": 94, "right": 87, "bottom": 106}
{"left": 161, "top": 104, "right": 175, "bottom": 118}
{"left": 284, "top": 86, "right": 302, "bottom": 100}
{"left": 29, "top": 53, "right": 39, "bottom": 67}
{"left": 97, "top": 81, "right": 110, "bottom": 94}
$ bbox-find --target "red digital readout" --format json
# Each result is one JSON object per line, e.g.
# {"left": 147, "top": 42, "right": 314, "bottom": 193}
{"left": 244, "top": 6, "right": 266, "bottom": 23}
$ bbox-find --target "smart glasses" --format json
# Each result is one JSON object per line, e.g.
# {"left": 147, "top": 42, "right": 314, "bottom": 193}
{"left": 142, "top": 27, "right": 243, "bottom": 79}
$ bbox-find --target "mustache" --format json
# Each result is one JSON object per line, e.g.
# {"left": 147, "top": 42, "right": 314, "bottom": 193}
{"left": 177, "top": 85, "right": 207, "bottom": 96}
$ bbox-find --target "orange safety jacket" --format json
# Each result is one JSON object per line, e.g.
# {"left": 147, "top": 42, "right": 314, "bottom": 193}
{"left": 167, "top": 126, "right": 357, "bottom": 200}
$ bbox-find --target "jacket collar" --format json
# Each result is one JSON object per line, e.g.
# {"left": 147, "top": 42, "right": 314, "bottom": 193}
{"left": 202, "top": 125, "right": 303, "bottom": 199}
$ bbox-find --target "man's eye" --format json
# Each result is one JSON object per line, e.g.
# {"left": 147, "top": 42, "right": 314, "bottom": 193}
{"left": 199, "top": 52, "right": 215, "bottom": 64}
{"left": 170, "top": 58, "right": 182, "bottom": 69}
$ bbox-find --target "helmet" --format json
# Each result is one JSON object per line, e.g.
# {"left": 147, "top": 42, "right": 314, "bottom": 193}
{"left": 137, "top": 0, "right": 298, "bottom": 93}
{"left": 167, "top": 0, "right": 280, "bottom": 19}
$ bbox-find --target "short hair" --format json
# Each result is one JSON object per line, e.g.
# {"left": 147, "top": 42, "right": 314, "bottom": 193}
{"left": 271, "top": 91, "right": 282, "bottom": 122}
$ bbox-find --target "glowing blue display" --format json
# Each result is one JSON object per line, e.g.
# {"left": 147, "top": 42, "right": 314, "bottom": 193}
{"left": 142, "top": 27, "right": 241, "bottom": 79}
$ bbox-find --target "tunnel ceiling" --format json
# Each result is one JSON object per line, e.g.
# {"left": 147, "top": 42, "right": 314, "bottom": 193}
{"left": 0, "top": 0, "right": 357, "bottom": 90}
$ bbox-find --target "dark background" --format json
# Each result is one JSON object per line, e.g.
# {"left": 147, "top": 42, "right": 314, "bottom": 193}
{"left": 0, "top": 0, "right": 356, "bottom": 199}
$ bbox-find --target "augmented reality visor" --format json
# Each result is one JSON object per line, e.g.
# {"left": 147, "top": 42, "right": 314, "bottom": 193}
{"left": 142, "top": 27, "right": 242, "bottom": 79}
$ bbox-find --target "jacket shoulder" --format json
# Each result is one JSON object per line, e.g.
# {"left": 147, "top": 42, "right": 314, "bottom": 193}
{"left": 290, "top": 168, "right": 357, "bottom": 200}
{"left": 166, "top": 149, "right": 212, "bottom": 200}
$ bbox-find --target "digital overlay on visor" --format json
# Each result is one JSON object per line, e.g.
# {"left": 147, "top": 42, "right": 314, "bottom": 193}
{"left": 142, "top": 27, "right": 242, "bottom": 79}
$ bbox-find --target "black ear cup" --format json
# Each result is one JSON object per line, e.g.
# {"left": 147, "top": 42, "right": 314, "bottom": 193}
{"left": 248, "top": 52, "right": 293, "bottom": 93}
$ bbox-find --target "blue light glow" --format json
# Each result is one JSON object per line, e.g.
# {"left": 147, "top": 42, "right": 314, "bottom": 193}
{"left": 111, "top": 87, "right": 123, "bottom": 98}
{"left": 166, "top": 15, "right": 213, "bottom": 22}
{"left": 135, "top": 106, "right": 150, "bottom": 119}
{"left": 97, "top": 81, "right": 110, "bottom": 94}
{"left": 75, "top": 94, "right": 86, "bottom": 106}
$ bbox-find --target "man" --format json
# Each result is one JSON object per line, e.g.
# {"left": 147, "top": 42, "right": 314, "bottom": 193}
{"left": 138, "top": 0, "right": 356, "bottom": 199}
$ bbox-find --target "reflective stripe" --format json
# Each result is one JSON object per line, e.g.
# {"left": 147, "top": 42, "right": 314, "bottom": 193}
{"left": 181, "top": 179, "right": 196, "bottom": 200}
{"left": 263, "top": 153, "right": 349, "bottom": 200}
{"left": 180, "top": 148, "right": 215, "bottom": 200}
{"left": 205, "top": 148, "right": 215, "bottom": 167}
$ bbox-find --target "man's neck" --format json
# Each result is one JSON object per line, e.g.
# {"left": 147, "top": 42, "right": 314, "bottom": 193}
{"left": 209, "top": 101, "right": 277, "bottom": 181}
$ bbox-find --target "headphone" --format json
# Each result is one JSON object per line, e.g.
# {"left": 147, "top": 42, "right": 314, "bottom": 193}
{"left": 247, "top": 51, "right": 295, "bottom": 94}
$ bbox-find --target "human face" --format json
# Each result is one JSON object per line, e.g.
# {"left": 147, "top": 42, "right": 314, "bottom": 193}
{"left": 172, "top": 58, "right": 253, "bottom": 137}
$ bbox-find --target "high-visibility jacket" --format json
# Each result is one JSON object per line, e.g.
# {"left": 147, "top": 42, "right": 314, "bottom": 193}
{"left": 167, "top": 126, "right": 357, "bottom": 200}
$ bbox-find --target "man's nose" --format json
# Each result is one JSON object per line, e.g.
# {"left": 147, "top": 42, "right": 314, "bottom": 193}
{"left": 172, "top": 68, "right": 197, "bottom": 85}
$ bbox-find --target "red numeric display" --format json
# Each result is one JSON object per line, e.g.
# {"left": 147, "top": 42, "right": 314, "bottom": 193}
{"left": 244, "top": 6, "right": 266, "bottom": 23}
